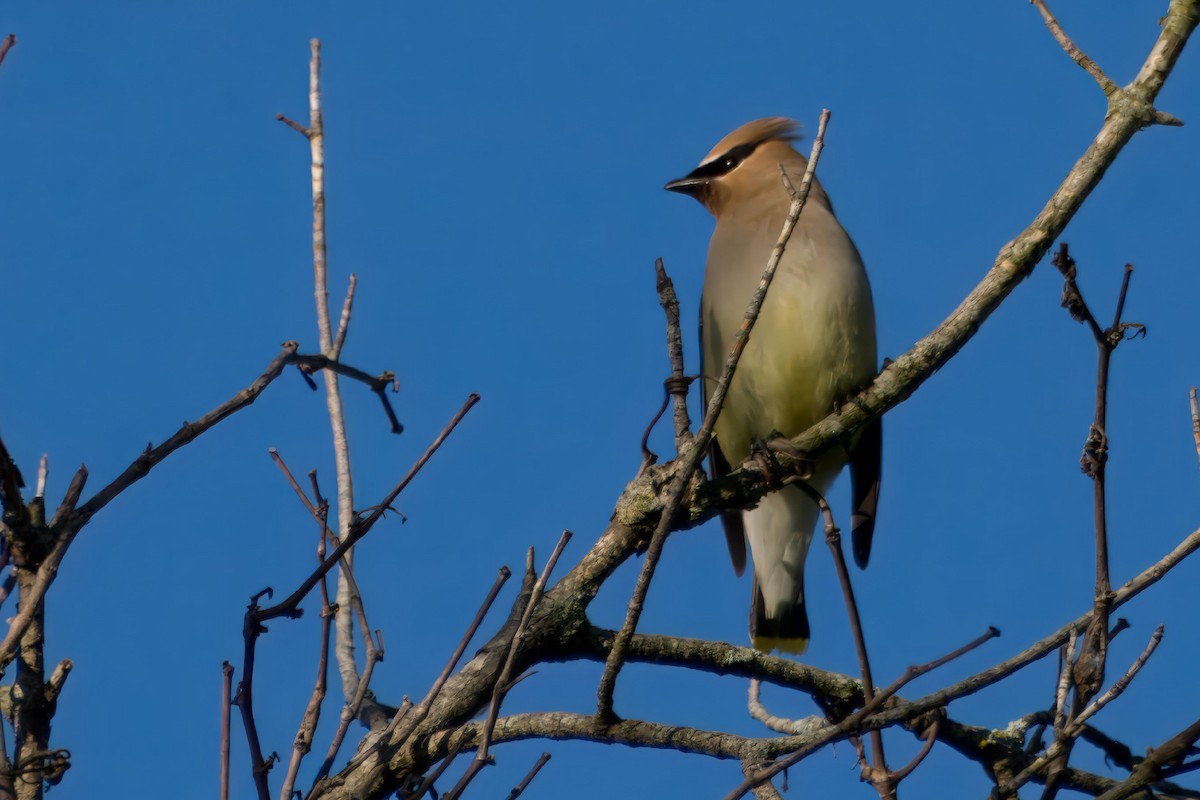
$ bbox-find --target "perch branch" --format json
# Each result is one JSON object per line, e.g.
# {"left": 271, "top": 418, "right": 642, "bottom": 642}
{"left": 308, "top": 7, "right": 1200, "bottom": 796}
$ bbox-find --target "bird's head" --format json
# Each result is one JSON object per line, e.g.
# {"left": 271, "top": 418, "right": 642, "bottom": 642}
{"left": 664, "top": 117, "right": 805, "bottom": 217}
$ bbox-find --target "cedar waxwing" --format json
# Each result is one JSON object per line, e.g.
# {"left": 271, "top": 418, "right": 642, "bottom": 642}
{"left": 665, "top": 118, "right": 880, "bottom": 655}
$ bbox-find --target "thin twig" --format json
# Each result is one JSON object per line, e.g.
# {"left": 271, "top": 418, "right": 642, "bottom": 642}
{"left": 1029, "top": 0, "right": 1118, "bottom": 94}
{"left": 406, "top": 737, "right": 467, "bottom": 800}
{"left": 1189, "top": 387, "right": 1200, "bottom": 472}
{"left": 1072, "top": 624, "right": 1163, "bottom": 730}
{"left": 316, "top": 638, "right": 383, "bottom": 784}
{"left": 276, "top": 113, "right": 310, "bottom": 138}
{"left": 1093, "top": 718, "right": 1200, "bottom": 800}
{"left": 34, "top": 456, "right": 46, "bottom": 500}
{"left": 639, "top": 257, "right": 696, "bottom": 467}
{"left": 0, "top": 715, "right": 13, "bottom": 800}
{"left": 283, "top": 37, "right": 365, "bottom": 717}
{"left": 658, "top": 257, "right": 694, "bottom": 451}
{"left": 503, "top": 752, "right": 551, "bottom": 800}
{"left": 0, "top": 437, "right": 25, "bottom": 520}
{"left": 333, "top": 274, "right": 357, "bottom": 358}
{"left": 234, "top": 587, "right": 279, "bottom": 800}
{"left": 1005, "top": 626, "right": 1166, "bottom": 798}
{"left": 789, "top": 478, "right": 887, "bottom": 778}
{"left": 257, "top": 395, "right": 479, "bottom": 625}
{"left": 596, "top": 110, "right": 833, "bottom": 722}
{"left": 443, "top": 534, "right": 571, "bottom": 800}
{"left": 890, "top": 717, "right": 940, "bottom": 782}
{"left": 279, "top": 526, "right": 337, "bottom": 800}
{"left": 0, "top": 35, "right": 14, "bottom": 70}
{"left": 271, "top": 456, "right": 384, "bottom": 695}
{"left": 747, "top": 679, "right": 823, "bottom": 735}
{"left": 380, "top": 566, "right": 513, "bottom": 751}
{"left": 478, "top": 533, "right": 572, "bottom": 763}
{"left": 221, "top": 661, "right": 233, "bottom": 800}
{"left": 1054, "top": 631, "right": 1078, "bottom": 736}
{"left": 0, "top": 341, "right": 329, "bottom": 676}
{"left": 729, "top": 626, "right": 1000, "bottom": 799}
{"left": 267, "top": 452, "right": 370, "bottom": 649}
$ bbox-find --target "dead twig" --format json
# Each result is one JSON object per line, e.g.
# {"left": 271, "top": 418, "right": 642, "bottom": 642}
{"left": 747, "top": 679, "right": 823, "bottom": 736}
{"left": 788, "top": 478, "right": 889, "bottom": 783}
{"left": 256, "top": 394, "right": 478, "bottom": 627}
{"left": 444, "top": 532, "right": 573, "bottom": 800}
{"left": 221, "top": 661, "right": 233, "bottom": 800}
{"left": 640, "top": 258, "right": 695, "bottom": 467}
{"left": 278, "top": 524, "right": 337, "bottom": 800}
{"left": 503, "top": 752, "right": 551, "bottom": 800}
{"left": 0, "top": 35, "right": 14, "bottom": 70}
{"left": 1190, "top": 387, "right": 1200, "bottom": 472}
{"left": 1029, "top": 0, "right": 1118, "bottom": 95}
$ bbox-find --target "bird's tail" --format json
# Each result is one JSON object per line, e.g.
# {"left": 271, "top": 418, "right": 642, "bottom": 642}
{"left": 744, "top": 484, "right": 821, "bottom": 655}
{"left": 750, "top": 572, "right": 810, "bottom": 654}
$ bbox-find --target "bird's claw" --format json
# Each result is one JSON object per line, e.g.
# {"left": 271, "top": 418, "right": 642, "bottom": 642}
{"left": 748, "top": 435, "right": 814, "bottom": 484}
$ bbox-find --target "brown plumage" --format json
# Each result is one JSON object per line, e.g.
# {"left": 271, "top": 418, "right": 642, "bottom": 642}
{"left": 666, "top": 118, "right": 881, "bottom": 653}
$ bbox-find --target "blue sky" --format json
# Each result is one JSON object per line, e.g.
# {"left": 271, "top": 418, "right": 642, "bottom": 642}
{"left": 1, "top": 2, "right": 1198, "bottom": 798}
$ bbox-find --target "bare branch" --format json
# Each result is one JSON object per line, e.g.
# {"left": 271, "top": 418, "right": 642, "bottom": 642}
{"left": 790, "top": 478, "right": 888, "bottom": 775}
{"left": 747, "top": 679, "right": 823, "bottom": 736}
{"left": 1093, "top": 718, "right": 1200, "bottom": 800}
{"left": 1190, "top": 387, "right": 1200, "bottom": 472}
{"left": 503, "top": 752, "right": 551, "bottom": 800}
{"left": 279, "top": 533, "right": 336, "bottom": 800}
{"left": 1072, "top": 624, "right": 1164, "bottom": 731}
{"left": 367, "top": 566, "right": 512, "bottom": 754}
{"left": 473, "top": 532, "right": 573, "bottom": 765}
{"left": 33, "top": 456, "right": 46, "bottom": 500}
{"left": 1030, "top": 0, "right": 1118, "bottom": 95}
{"left": 0, "top": 341, "right": 373, "bottom": 681}
{"left": 221, "top": 661, "right": 233, "bottom": 800}
{"left": 890, "top": 717, "right": 939, "bottom": 782}
{"left": 332, "top": 273, "right": 357, "bottom": 358}
{"left": 640, "top": 257, "right": 695, "bottom": 465}
{"left": 0, "top": 34, "right": 14, "bottom": 70}
{"left": 257, "top": 394, "right": 478, "bottom": 625}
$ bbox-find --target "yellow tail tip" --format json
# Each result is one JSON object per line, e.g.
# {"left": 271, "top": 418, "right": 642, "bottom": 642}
{"left": 753, "top": 635, "right": 809, "bottom": 655}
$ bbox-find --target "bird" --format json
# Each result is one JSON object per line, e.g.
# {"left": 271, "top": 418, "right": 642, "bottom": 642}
{"left": 665, "top": 117, "right": 880, "bottom": 655}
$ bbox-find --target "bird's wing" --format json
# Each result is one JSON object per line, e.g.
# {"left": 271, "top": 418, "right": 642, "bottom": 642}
{"left": 849, "top": 418, "right": 882, "bottom": 569}
{"left": 709, "top": 439, "right": 748, "bottom": 576}
{"left": 700, "top": 294, "right": 747, "bottom": 576}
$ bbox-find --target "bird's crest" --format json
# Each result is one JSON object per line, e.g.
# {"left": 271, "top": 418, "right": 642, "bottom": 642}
{"left": 698, "top": 117, "right": 802, "bottom": 167}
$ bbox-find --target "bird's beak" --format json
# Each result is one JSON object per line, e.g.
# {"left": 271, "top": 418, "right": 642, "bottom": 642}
{"left": 664, "top": 173, "right": 706, "bottom": 195}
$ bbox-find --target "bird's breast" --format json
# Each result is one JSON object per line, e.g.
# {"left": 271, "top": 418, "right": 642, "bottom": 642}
{"left": 701, "top": 211, "right": 875, "bottom": 464}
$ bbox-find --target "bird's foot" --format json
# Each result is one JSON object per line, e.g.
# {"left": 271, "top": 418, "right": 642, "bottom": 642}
{"left": 748, "top": 434, "right": 814, "bottom": 484}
